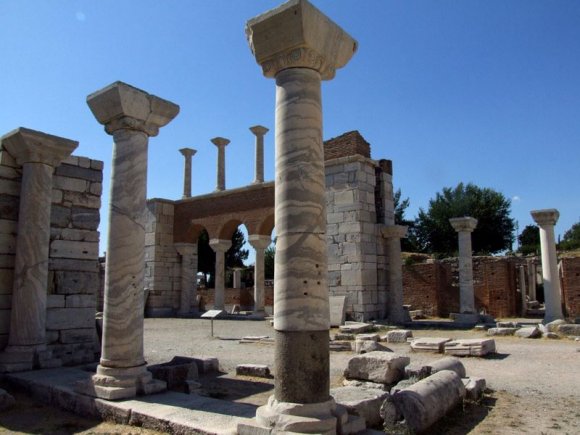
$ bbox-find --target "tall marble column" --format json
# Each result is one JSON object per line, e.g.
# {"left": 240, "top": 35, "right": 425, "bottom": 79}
{"left": 449, "top": 217, "right": 478, "bottom": 314}
{"left": 211, "top": 137, "right": 229, "bottom": 191}
{"left": 250, "top": 125, "right": 269, "bottom": 183}
{"left": 179, "top": 148, "right": 196, "bottom": 198}
{"left": 531, "top": 209, "right": 564, "bottom": 323}
{"left": 246, "top": 1, "right": 357, "bottom": 432}
{"left": 81, "top": 81, "right": 179, "bottom": 400}
{"left": 381, "top": 225, "right": 410, "bottom": 324}
{"left": 518, "top": 265, "right": 527, "bottom": 316}
{"left": 209, "top": 239, "right": 231, "bottom": 310}
{"left": 249, "top": 235, "right": 271, "bottom": 316}
{"left": 0, "top": 128, "right": 77, "bottom": 372}
{"left": 175, "top": 243, "right": 198, "bottom": 315}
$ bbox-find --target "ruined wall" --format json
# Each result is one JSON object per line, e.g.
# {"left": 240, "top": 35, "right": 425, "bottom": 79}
{"left": 402, "top": 262, "right": 442, "bottom": 317}
{"left": 0, "top": 150, "right": 102, "bottom": 365}
{"left": 561, "top": 256, "right": 580, "bottom": 319}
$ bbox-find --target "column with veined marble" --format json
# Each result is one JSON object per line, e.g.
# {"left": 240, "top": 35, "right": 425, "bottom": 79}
{"left": 245, "top": 0, "right": 358, "bottom": 432}
{"left": 0, "top": 128, "right": 77, "bottom": 372}
{"left": 250, "top": 125, "right": 269, "bottom": 184}
{"left": 79, "top": 81, "right": 179, "bottom": 400}
{"left": 531, "top": 209, "right": 564, "bottom": 323}
{"left": 449, "top": 217, "right": 478, "bottom": 315}
{"left": 381, "top": 225, "right": 411, "bottom": 324}
{"left": 209, "top": 239, "right": 231, "bottom": 311}
{"left": 179, "top": 148, "right": 196, "bottom": 198}
{"left": 175, "top": 243, "right": 198, "bottom": 315}
{"left": 211, "top": 137, "right": 229, "bottom": 191}
{"left": 249, "top": 235, "right": 271, "bottom": 316}
{"left": 518, "top": 265, "right": 527, "bottom": 316}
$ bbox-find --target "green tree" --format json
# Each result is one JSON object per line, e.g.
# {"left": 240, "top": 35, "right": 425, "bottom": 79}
{"left": 197, "top": 228, "right": 249, "bottom": 287}
{"left": 393, "top": 188, "right": 418, "bottom": 252}
{"left": 559, "top": 220, "right": 580, "bottom": 251}
{"left": 518, "top": 224, "right": 540, "bottom": 255}
{"left": 414, "top": 183, "right": 515, "bottom": 256}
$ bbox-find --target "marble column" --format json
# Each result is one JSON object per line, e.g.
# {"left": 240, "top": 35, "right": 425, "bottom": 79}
{"left": 209, "top": 239, "right": 231, "bottom": 311}
{"left": 449, "top": 217, "right": 478, "bottom": 314}
{"left": 531, "top": 209, "right": 564, "bottom": 323}
{"left": 81, "top": 81, "right": 179, "bottom": 400}
{"left": 518, "top": 265, "right": 527, "bottom": 316}
{"left": 381, "top": 225, "right": 410, "bottom": 324}
{"left": 246, "top": 0, "right": 357, "bottom": 432}
{"left": 232, "top": 268, "right": 243, "bottom": 289}
{"left": 211, "top": 137, "right": 229, "bottom": 191}
{"left": 249, "top": 235, "right": 271, "bottom": 316}
{"left": 527, "top": 259, "right": 537, "bottom": 301}
{"left": 175, "top": 243, "right": 198, "bottom": 315}
{"left": 249, "top": 125, "right": 269, "bottom": 183}
{"left": 0, "top": 128, "right": 77, "bottom": 372}
{"left": 179, "top": 148, "right": 196, "bottom": 199}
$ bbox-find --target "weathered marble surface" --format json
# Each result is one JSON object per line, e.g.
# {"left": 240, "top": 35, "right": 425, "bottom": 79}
{"left": 179, "top": 148, "right": 196, "bottom": 198}
{"left": 174, "top": 243, "right": 197, "bottom": 315}
{"left": 249, "top": 126, "right": 268, "bottom": 183}
{"left": 248, "top": 235, "right": 271, "bottom": 314}
{"left": 449, "top": 217, "right": 478, "bottom": 314}
{"left": 382, "top": 225, "right": 410, "bottom": 324}
{"left": 209, "top": 239, "right": 231, "bottom": 310}
{"left": 0, "top": 128, "right": 77, "bottom": 370}
{"left": 531, "top": 209, "right": 564, "bottom": 323}
{"left": 211, "top": 137, "right": 229, "bottom": 191}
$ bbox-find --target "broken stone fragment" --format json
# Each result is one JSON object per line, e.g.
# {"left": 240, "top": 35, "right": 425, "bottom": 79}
{"left": 344, "top": 351, "right": 410, "bottom": 385}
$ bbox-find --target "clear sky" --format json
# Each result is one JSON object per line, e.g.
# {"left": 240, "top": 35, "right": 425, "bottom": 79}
{"left": 1, "top": 0, "right": 579, "bottom": 260}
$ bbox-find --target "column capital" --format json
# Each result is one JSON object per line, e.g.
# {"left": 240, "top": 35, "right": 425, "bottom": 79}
{"left": 248, "top": 234, "right": 272, "bottom": 250}
{"left": 1, "top": 127, "right": 78, "bottom": 167}
{"left": 531, "top": 209, "right": 559, "bottom": 227}
{"left": 174, "top": 242, "right": 197, "bottom": 256}
{"left": 381, "top": 224, "right": 408, "bottom": 239}
{"left": 211, "top": 137, "right": 230, "bottom": 148}
{"left": 246, "top": 0, "right": 357, "bottom": 80}
{"left": 87, "top": 81, "right": 179, "bottom": 137}
{"left": 249, "top": 125, "right": 269, "bottom": 137}
{"left": 179, "top": 148, "right": 197, "bottom": 158}
{"left": 449, "top": 216, "right": 478, "bottom": 233}
{"left": 209, "top": 238, "right": 232, "bottom": 252}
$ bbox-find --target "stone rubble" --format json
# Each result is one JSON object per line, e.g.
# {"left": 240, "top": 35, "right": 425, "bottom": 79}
{"left": 383, "top": 329, "right": 413, "bottom": 343}
{"left": 444, "top": 338, "right": 496, "bottom": 357}
{"left": 410, "top": 337, "right": 452, "bottom": 353}
{"left": 344, "top": 351, "right": 410, "bottom": 385}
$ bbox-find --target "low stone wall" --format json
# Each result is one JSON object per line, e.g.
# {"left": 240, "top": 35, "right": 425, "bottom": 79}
{"left": 0, "top": 151, "right": 102, "bottom": 365}
{"left": 561, "top": 256, "right": 580, "bottom": 319}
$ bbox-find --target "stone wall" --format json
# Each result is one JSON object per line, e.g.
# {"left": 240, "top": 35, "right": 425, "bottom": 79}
{"left": 560, "top": 256, "right": 580, "bottom": 319}
{"left": 0, "top": 149, "right": 102, "bottom": 365}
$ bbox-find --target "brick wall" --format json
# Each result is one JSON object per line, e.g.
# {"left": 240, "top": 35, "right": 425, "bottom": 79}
{"left": 0, "top": 149, "right": 102, "bottom": 366}
{"left": 324, "top": 131, "right": 371, "bottom": 161}
{"left": 561, "top": 256, "right": 580, "bottom": 319}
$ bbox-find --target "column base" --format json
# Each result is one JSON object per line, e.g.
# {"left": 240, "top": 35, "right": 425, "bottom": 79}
{"left": 76, "top": 363, "right": 166, "bottom": 400}
{"left": 388, "top": 309, "right": 412, "bottom": 325}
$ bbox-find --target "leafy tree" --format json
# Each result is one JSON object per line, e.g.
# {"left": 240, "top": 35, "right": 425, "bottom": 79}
{"left": 560, "top": 220, "right": 580, "bottom": 251}
{"left": 197, "top": 228, "right": 249, "bottom": 287}
{"left": 393, "top": 188, "right": 418, "bottom": 252}
{"left": 414, "top": 182, "right": 515, "bottom": 256}
{"left": 264, "top": 245, "right": 275, "bottom": 280}
{"left": 518, "top": 224, "right": 540, "bottom": 255}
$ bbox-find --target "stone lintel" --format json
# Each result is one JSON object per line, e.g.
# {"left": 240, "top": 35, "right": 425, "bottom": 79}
{"left": 531, "top": 209, "right": 559, "bottom": 227}
{"left": 211, "top": 137, "right": 230, "bottom": 148}
{"left": 179, "top": 148, "right": 197, "bottom": 158}
{"left": 249, "top": 125, "right": 269, "bottom": 136}
{"left": 87, "top": 81, "right": 179, "bottom": 137}
{"left": 174, "top": 242, "right": 197, "bottom": 256}
{"left": 0, "top": 127, "right": 78, "bottom": 167}
{"left": 209, "top": 239, "right": 232, "bottom": 252}
{"left": 449, "top": 217, "right": 478, "bottom": 233}
{"left": 248, "top": 234, "right": 272, "bottom": 250}
{"left": 381, "top": 225, "right": 408, "bottom": 239}
{"left": 246, "top": 0, "right": 357, "bottom": 80}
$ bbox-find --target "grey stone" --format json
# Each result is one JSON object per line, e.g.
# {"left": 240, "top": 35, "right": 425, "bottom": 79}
{"left": 543, "top": 332, "right": 560, "bottom": 339}
{"left": 55, "top": 164, "right": 103, "bottom": 183}
{"left": 147, "top": 356, "right": 199, "bottom": 390}
{"left": 71, "top": 207, "right": 100, "bottom": 230}
{"left": 444, "top": 338, "right": 496, "bottom": 357}
{"left": 334, "top": 333, "right": 355, "bottom": 341}
{"left": 356, "top": 333, "right": 380, "bottom": 341}
{"left": 497, "top": 321, "right": 519, "bottom": 328}
{"left": 51, "top": 205, "right": 71, "bottom": 228}
{"left": 344, "top": 351, "right": 409, "bottom": 384}
{"left": 329, "top": 295, "right": 347, "bottom": 327}
{"left": 339, "top": 321, "right": 373, "bottom": 334}
{"left": 462, "top": 377, "right": 486, "bottom": 402}
{"left": 236, "top": 364, "right": 271, "bottom": 378}
{"left": 404, "top": 363, "right": 432, "bottom": 380}
{"left": 330, "top": 341, "right": 352, "bottom": 352}
{"left": 557, "top": 324, "right": 580, "bottom": 336}
{"left": 354, "top": 340, "right": 391, "bottom": 354}
{"left": 331, "top": 386, "right": 389, "bottom": 428}
{"left": 545, "top": 319, "right": 567, "bottom": 332}
{"left": 390, "top": 378, "right": 419, "bottom": 394}
{"left": 60, "top": 328, "right": 96, "bottom": 344}
{"left": 46, "top": 308, "right": 95, "bottom": 330}
{"left": 515, "top": 326, "right": 542, "bottom": 339}
{"left": 384, "top": 329, "right": 413, "bottom": 343}
{"left": 487, "top": 327, "right": 518, "bottom": 336}
{"left": 427, "top": 357, "right": 466, "bottom": 378}
{"left": 342, "top": 379, "right": 388, "bottom": 391}
{"left": 53, "top": 271, "right": 99, "bottom": 294}
{"left": 410, "top": 337, "right": 452, "bottom": 353}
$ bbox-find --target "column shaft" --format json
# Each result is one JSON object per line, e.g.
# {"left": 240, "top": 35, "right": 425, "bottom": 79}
{"left": 214, "top": 247, "right": 226, "bottom": 310}
{"left": 386, "top": 237, "right": 405, "bottom": 323}
{"left": 217, "top": 146, "right": 225, "bottom": 191}
{"left": 538, "top": 224, "right": 563, "bottom": 322}
{"left": 254, "top": 247, "right": 266, "bottom": 313}
{"left": 519, "top": 266, "right": 527, "bottom": 316}
{"left": 177, "top": 246, "right": 197, "bottom": 315}
{"left": 183, "top": 156, "right": 192, "bottom": 198}
{"left": 457, "top": 231, "right": 476, "bottom": 313}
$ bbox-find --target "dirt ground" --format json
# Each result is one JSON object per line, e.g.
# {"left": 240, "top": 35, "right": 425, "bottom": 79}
{"left": 0, "top": 318, "right": 578, "bottom": 434}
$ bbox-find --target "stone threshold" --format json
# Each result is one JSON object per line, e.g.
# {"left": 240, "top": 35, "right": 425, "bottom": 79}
{"left": 4, "top": 367, "right": 256, "bottom": 434}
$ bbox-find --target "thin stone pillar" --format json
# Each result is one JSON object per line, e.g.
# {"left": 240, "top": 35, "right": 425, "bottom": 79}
{"left": 175, "top": 243, "right": 198, "bottom": 315}
{"left": 531, "top": 209, "right": 564, "bottom": 323}
{"left": 232, "top": 268, "right": 243, "bottom": 289}
{"left": 0, "top": 128, "right": 77, "bottom": 372}
{"left": 80, "top": 81, "right": 179, "bottom": 400}
{"left": 209, "top": 239, "right": 231, "bottom": 311}
{"left": 518, "top": 265, "right": 527, "bottom": 316}
{"left": 381, "top": 225, "right": 411, "bottom": 324}
{"left": 250, "top": 125, "right": 269, "bottom": 183}
{"left": 211, "top": 137, "right": 229, "bottom": 191}
{"left": 528, "top": 259, "right": 537, "bottom": 301}
{"left": 179, "top": 148, "right": 196, "bottom": 198}
{"left": 449, "top": 217, "right": 478, "bottom": 315}
{"left": 246, "top": 1, "right": 357, "bottom": 432}
{"left": 249, "top": 235, "right": 271, "bottom": 316}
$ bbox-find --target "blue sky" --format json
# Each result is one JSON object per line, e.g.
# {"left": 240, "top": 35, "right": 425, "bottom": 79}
{"left": 1, "top": 0, "right": 579, "bottom": 259}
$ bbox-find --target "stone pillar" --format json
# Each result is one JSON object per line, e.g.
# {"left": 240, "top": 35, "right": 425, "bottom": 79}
{"left": 249, "top": 235, "right": 271, "bottom": 316}
{"left": 519, "top": 265, "right": 527, "bottom": 316}
{"left": 250, "top": 125, "right": 269, "bottom": 183}
{"left": 179, "top": 148, "right": 196, "bottom": 198}
{"left": 232, "top": 268, "right": 243, "bottom": 289}
{"left": 211, "top": 137, "right": 229, "bottom": 191}
{"left": 527, "top": 259, "right": 537, "bottom": 301}
{"left": 175, "top": 243, "right": 198, "bottom": 315}
{"left": 80, "top": 81, "right": 179, "bottom": 400}
{"left": 381, "top": 225, "right": 410, "bottom": 324}
{"left": 246, "top": 1, "right": 357, "bottom": 432}
{"left": 0, "top": 128, "right": 77, "bottom": 371}
{"left": 531, "top": 209, "right": 564, "bottom": 323}
{"left": 209, "top": 239, "right": 231, "bottom": 311}
{"left": 449, "top": 217, "right": 478, "bottom": 314}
